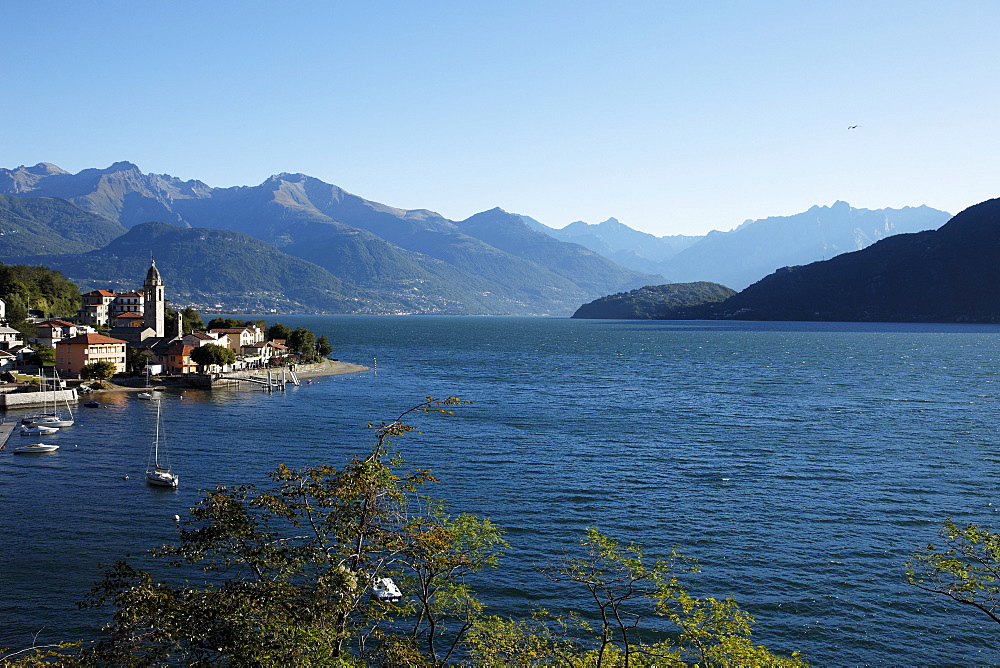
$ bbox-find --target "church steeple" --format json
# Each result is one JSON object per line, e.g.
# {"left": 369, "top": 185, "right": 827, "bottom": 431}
{"left": 142, "top": 259, "right": 166, "bottom": 337}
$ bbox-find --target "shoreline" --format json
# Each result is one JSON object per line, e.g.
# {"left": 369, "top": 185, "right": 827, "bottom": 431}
{"left": 82, "top": 359, "right": 371, "bottom": 394}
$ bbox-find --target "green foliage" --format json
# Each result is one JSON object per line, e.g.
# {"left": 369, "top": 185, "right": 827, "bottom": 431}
{"left": 316, "top": 334, "right": 334, "bottom": 358}
{"left": 80, "top": 360, "right": 116, "bottom": 380}
{"left": 129, "top": 349, "right": 154, "bottom": 374}
{"left": 207, "top": 317, "right": 248, "bottom": 330}
{"left": 189, "top": 342, "right": 236, "bottom": 370}
{"left": 907, "top": 519, "right": 1000, "bottom": 625}
{"left": 4, "top": 293, "right": 32, "bottom": 338}
{"left": 287, "top": 327, "right": 317, "bottom": 357}
{"left": 166, "top": 307, "right": 206, "bottom": 335}
{"left": 573, "top": 283, "right": 737, "bottom": 320}
{"left": 29, "top": 343, "right": 55, "bottom": 368}
{"left": 467, "top": 527, "right": 805, "bottom": 667}
{"left": 22, "top": 397, "right": 493, "bottom": 665}
{"left": 0, "top": 262, "right": 81, "bottom": 322}
{"left": 267, "top": 322, "right": 292, "bottom": 341}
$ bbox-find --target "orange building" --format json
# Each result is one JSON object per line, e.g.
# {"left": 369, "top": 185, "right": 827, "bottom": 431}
{"left": 55, "top": 333, "right": 128, "bottom": 377}
{"left": 162, "top": 342, "right": 197, "bottom": 374}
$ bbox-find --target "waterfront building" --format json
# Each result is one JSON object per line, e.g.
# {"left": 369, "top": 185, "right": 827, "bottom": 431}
{"left": 209, "top": 326, "right": 263, "bottom": 353}
{"left": 55, "top": 333, "right": 129, "bottom": 376}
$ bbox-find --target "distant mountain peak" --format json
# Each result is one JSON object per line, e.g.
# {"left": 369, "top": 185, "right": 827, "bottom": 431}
{"left": 105, "top": 160, "right": 140, "bottom": 172}
{"left": 25, "top": 162, "right": 68, "bottom": 176}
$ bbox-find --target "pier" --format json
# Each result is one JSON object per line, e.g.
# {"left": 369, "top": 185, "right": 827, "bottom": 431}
{"left": 215, "top": 368, "right": 300, "bottom": 392}
{"left": 0, "top": 419, "right": 15, "bottom": 449}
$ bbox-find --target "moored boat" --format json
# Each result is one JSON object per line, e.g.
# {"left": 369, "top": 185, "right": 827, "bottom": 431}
{"left": 13, "top": 442, "right": 59, "bottom": 454}
{"left": 21, "top": 424, "right": 59, "bottom": 436}
{"left": 145, "top": 401, "right": 178, "bottom": 488}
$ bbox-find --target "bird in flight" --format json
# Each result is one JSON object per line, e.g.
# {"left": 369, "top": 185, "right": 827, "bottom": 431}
{"left": 848, "top": 124, "right": 859, "bottom": 129}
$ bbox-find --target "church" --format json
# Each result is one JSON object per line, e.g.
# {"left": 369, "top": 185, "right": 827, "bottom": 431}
{"left": 77, "top": 260, "right": 178, "bottom": 343}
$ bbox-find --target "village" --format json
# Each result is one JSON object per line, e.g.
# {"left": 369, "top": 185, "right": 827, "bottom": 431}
{"left": 0, "top": 260, "right": 345, "bottom": 402}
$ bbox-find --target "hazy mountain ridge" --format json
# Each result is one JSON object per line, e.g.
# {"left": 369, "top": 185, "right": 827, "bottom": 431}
{"left": 664, "top": 198, "right": 1000, "bottom": 323}
{"left": 530, "top": 203, "right": 951, "bottom": 289}
{"left": 0, "top": 162, "right": 663, "bottom": 314}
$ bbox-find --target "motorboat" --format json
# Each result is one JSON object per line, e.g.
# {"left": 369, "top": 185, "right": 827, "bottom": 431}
{"left": 137, "top": 392, "right": 153, "bottom": 400}
{"left": 13, "top": 442, "right": 59, "bottom": 454}
{"left": 370, "top": 577, "right": 402, "bottom": 602}
{"left": 145, "top": 401, "right": 178, "bottom": 488}
{"left": 21, "top": 424, "right": 59, "bottom": 436}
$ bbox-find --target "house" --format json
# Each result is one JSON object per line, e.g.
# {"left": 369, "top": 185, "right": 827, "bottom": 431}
{"left": 55, "top": 333, "right": 129, "bottom": 376}
{"left": 0, "top": 326, "right": 24, "bottom": 350}
{"left": 31, "top": 320, "right": 94, "bottom": 348}
{"left": 162, "top": 342, "right": 198, "bottom": 375}
{"left": 209, "top": 326, "right": 263, "bottom": 353}
{"left": 8, "top": 343, "right": 34, "bottom": 366}
{"left": 183, "top": 331, "right": 226, "bottom": 348}
{"left": 0, "top": 349, "right": 15, "bottom": 371}
{"left": 78, "top": 290, "right": 117, "bottom": 327}
{"left": 240, "top": 340, "right": 290, "bottom": 366}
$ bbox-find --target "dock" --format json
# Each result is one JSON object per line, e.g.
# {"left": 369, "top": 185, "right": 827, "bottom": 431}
{"left": 216, "top": 368, "right": 298, "bottom": 392}
{"left": 0, "top": 419, "right": 17, "bottom": 449}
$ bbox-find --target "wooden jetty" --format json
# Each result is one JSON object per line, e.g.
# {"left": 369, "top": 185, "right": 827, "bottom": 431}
{"left": 0, "top": 419, "right": 17, "bottom": 449}
{"left": 216, "top": 368, "right": 300, "bottom": 392}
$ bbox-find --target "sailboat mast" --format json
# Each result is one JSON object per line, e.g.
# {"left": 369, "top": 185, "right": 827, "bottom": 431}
{"left": 154, "top": 401, "right": 161, "bottom": 468}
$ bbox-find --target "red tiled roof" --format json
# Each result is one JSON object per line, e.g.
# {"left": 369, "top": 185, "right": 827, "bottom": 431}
{"left": 117, "top": 292, "right": 142, "bottom": 298}
{"left": 115, "top": 312, "right": 144, "bottom": 318}
{"left": 164, "top": 343, "right": 195, "bottom": 356}
{"left": 83, "top": 290, "right": 117, "bottom": 297}
{"left": 58, "top": 333, "right": 128, "bottom": 346}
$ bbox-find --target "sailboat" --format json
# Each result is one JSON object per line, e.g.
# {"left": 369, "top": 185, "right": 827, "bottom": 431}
{"left": 26, "top": 368, "right": 74, "bottom": 428}
{"left": 145, "top": 401, "right": 178, "bottom": 488}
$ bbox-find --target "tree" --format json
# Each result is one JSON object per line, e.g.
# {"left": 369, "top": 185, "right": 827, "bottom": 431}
{"left": 907, "top": 519, "right": 1000, "bottom": 625}
{"left": 29, "top": 343, "right": 55, "bottom": 369}
{"left": 28, "top": 397, "right": 490, "bottom": 665}
{"left": 287, "top": 328, "right": 316, "bottom": 358}
{"left": 467, "top": 527, "right": 805, "bottom": 667}
{"left": 316, "top": 335, "right": 334, "bottom": 358}
{"left": 206, "top": 317, "right": 245, "bottom": 330}
{"left": 189, "top": 343, "right": 236, "bottom": 372}
{"left": 167, "top": 307, "right": 206, "bottom": 335}
{"left": 267, "top": 322, "right": 291, "bottom": 341}
{"left": 80, "top": 360, "right": 117, "bottom": 380}
{"left": 130, "top": 350, "right": 153, "bottom": 374}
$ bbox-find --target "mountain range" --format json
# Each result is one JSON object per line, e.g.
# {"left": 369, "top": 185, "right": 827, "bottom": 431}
{"left": 0, "top": 162, "right": 662, "bottom": 315}
{"left": 531, "top": 202, "right": 951, "bottom": 290}
{"left": 654, "top": 197, "right": 1000, "bottom": 323}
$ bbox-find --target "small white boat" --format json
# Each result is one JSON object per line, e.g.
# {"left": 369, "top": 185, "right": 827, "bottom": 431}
{"left": 21, "top": 424, "right": 59, "bottom": 436}
{"left": 371, "top": 577, "right": 402, "bottom": 602}
{"left": 137, "top": 392, "right": 153, "bottom": 400}
{"left": 13, "top": 442, "right": 59, "bottom": 454}
{"left": 145, "top": 401, "right": 178, "bottom": 488}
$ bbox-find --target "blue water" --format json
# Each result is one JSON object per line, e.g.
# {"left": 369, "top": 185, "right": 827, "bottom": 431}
{"left": 2, "top": 316, "right": 999, "bottom": 664}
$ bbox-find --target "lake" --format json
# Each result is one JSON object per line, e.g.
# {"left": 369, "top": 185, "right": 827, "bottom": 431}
{"left": 2, "top": 316, "right": 999, "bottom": 664}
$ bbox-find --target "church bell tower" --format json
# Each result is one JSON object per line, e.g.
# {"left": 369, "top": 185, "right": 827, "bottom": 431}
{"left": 143, "top": 259, "right": 166, "bottom": 337}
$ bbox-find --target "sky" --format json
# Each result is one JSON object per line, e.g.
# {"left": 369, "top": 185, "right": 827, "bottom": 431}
{"left": 3, "top": 1, "right": 999, "bottom": 236}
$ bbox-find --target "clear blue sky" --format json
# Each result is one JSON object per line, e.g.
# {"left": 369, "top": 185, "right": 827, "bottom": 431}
{"left": 3, "top": 1, "right": 998, "bottom": 236}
